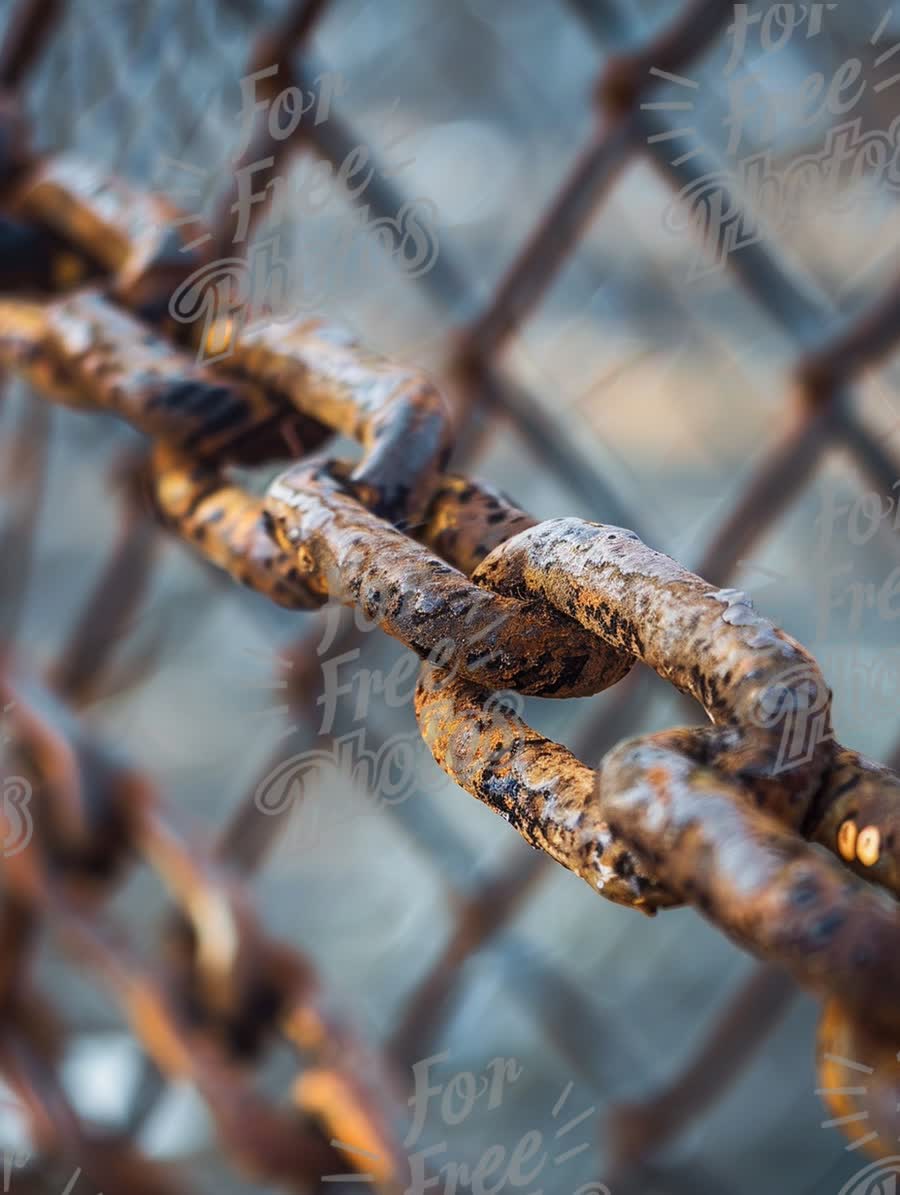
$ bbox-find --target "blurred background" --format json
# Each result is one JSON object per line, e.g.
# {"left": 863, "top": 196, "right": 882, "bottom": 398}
{"left": 2, "top": 0, "right": 900, "bottom": 1191}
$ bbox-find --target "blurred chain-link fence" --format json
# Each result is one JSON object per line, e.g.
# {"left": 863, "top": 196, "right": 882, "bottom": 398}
{"left": 3, "top": 1, "right": 900, "bottom": 1192}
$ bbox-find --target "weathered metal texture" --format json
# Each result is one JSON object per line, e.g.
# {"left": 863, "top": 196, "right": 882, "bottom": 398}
{"left": 12, "top": 156, "right": 203, "bottom": 313}
{"left": 216, "top": 317, "right": 454, "bottom": 524}
{"left": 600, "top": 731, "right": 900, "bottom": 1032}
{"left": 808, "top": 749, "right": 900, "bottom": 899}
{"left": 3, "top": 0, "right": 900, "bottom": 1178}
{"left": 419, "top": 474, "right": 538, "bottom": 575}
{"left": 473, "top": 519, "right": 834, "bottom": 822}
{"left": 0, "top": 291, "right": 329, "bottom": 463}
{"left": 3, "top": 151, "right": 900, "bottom": 1149}
{"left": 266, "top": 458, "right": 633, "bottom": 696}
{"left": 445, "top": 519, "right": 900, "bottom": 1015}
{"left": 414, "top": 669, "right": 675, "bottom": 912}
{"left": 150, "top": 444, "right": 323, "bottom": 608}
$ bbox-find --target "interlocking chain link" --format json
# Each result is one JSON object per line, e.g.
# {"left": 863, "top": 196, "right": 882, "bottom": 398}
{"left": 1, "top": 0, "right": 899, "bottom": 1172}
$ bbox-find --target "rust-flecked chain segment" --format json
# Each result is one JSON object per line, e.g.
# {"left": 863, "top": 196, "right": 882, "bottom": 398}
{"left": 11, "top": 155, "right": 201, "bottom": 313}
{"left": 265, "top": 458, "right": 633, "bottom": 697}
{"left": 419, "top": 474, "right": 539, "bottom": 575}
{"left": 599, "top": 731, "right": 900, "bottom": 1033}
{"left": 0, "top": 291, "right": 329, "bottom": 463}
{"left": 213, "top": 317, "right": 454, "bottom": 524}
{"left": 807, "top": 749, "right": 900, "bottom": 896}
{"left": 469, "top": 519, "right": 900, "bottom": 899}
{"left": 472, "top": 518, "right": 834, "bottom": 821}
{"left": 415, "top": 670, "right": 676, "bottom": 912}
{"left": 1, "top": 139, "right": 899, "bottom": 1162}
{"left": 151, "top": 444, "right": 323, "bottom": 608}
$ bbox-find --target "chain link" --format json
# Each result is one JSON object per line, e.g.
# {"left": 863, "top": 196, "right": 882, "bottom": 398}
{"left": 2, "top": 0, "right": 900, "bottom": 1179}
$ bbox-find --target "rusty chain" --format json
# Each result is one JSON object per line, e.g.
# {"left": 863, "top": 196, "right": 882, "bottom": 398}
{"left": 3, "top": 0, "right": 900, "bottom": 1184}
{"left": 0, "top": 3, "right": 427, "bottom": 1191}
{"left": 1, "top": 44, "right": 899, "bottom": 1170}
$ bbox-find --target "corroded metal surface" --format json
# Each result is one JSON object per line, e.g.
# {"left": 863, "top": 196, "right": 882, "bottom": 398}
{"left": 217, "top": 317, "right": 453, "bottom": 524}
{"left": 12, "top": 156, "right": 202, "bottom": 312}
{"left": 473, "top": 518, "right": 833, "bottom": 818}
{"left": 151, "top": 444, "right": 323, "bottom": 608}
{"left": 415, "top": 670, "right": 675, "bottom": 912}
{"left": 266, "top": 459, "right": 633, "bottom": 696}
{"left": 0, "top": 291, "right": 329, "bottom": 462}
{"left": 3, "top": 0, "right": 900, "bottom": 1183}
{"left": 420, "top": 473, "right": 538, "bottom": 574}
{"left": 600, "top": 730, "right": 900, "bottom": 1030}
{"left": 2, "top": 138, "right": 899, "bottom": 1151}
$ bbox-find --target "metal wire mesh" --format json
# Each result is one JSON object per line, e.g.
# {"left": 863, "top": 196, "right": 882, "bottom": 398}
{"left": 3, "top": 0, "right": 900, "bottom": 1192}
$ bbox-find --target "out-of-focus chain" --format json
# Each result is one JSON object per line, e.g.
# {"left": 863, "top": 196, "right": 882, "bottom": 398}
{"left": 4, "top": 0, "right": 900, "bottom": 1174}
{"left": 1, "top": 83, "right": 899, "bottom": 1158}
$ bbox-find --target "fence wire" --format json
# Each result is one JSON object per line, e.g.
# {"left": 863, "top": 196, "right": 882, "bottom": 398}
{"left": 1, "top": 1, "right": 900, "bottom": 1193}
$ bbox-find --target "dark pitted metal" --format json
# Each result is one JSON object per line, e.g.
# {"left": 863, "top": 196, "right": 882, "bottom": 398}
{"left": 3, "top": 184, "right": 899, "bottom": 1148}
{"left": 265, "top": 458, "right": 633, "bottom": 697}
{"left": 3, "top": 0, "right": 900, "bottom": 1180}
{"left": 2, "top": 146, "right": 899, "bottom": 1151}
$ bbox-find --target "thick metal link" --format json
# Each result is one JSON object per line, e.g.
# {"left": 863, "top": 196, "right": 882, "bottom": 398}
{"left": 215, "top": 318, "right": 453, "bottom": 524}
{"left": 1, "top": 142, "right": 899, "bottom": 1162}
{"left": 0, "top": 291, "right": 330, "bottom": 462}
{"left": 265, "top": 457, "right": 633, "bottom": 697}
{"left": 11, "top": 155, "right": 203, "bottom": 315}
{"left": 472, "top": 519, "right": 833, "bottom": 818}
{"left": 414, "top": 670, "right": 676, "bottom": 912}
